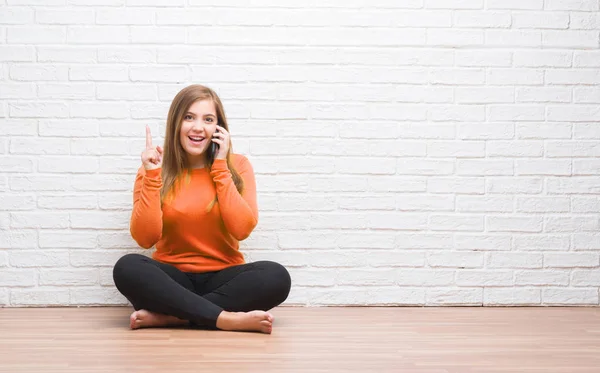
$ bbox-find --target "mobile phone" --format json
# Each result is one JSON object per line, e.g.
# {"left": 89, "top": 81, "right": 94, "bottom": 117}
{"left": 209, "top": 140, "right": 219, "bottom": 162}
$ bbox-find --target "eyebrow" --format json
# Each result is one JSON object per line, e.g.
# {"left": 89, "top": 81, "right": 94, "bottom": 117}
{"left": 186, "top": 112, "right": 216, "bottom": 118}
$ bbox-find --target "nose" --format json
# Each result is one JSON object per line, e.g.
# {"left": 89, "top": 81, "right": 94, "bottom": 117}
{"left": 190, "top": 119, "right": 208, "bottom": 132}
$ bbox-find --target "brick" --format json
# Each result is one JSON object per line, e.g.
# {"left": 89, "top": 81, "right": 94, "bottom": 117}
{"left": 545, "top": 217, "right": 599, "bottom": 232}
{"left": 543, "top": 288, "right": 598, "bottom": 305}
{"left": 515, "top": 270, "right": 569, "bottom": 285}
{"left": 516, "top": 87, "right": 571, "bottom": 103}
{"left": 570, "top": 12, "right": 600, "bottom": 29}
{"left": 395, "top": 233, "right": 454, "bottom": 249}
{"left": 0, "top": 158, "right": 34, "bottom": 173}
{"left": 428, "top": 251, "right": 483, "bottom": 268}
{"left": 70, "top": 102, "right": 128, "bottom": 119}
{"left": 548, "top": 142, "right": 600, "bottom": 157}
{"left": 543, "top": 30, "right": 599, "bottom": 48}
{"left": 484, "top": 288, "right": 541, "bottom": 305}
{"left": 96, "top": 9, "right": 154, "bottom": 24}
{"left": 487, "top": 216, "right": 543, "bottom": 233}
{"left": 39, "top": 269, "right": 98, "bottom": 286}
{"left": 454, "top": 11, "right": 511, "bottom": 27}
{"left": 11, "top": 289, "right": 70, "bottom": 306}
{"left": 38, "top": 194, "right": 97, "bottom": 210}
{"left": 397, "top": 195, "right": 455, "bottom": 211}
{"left": 547, "top": 70, "right": 600, "bottom": 85}
{"left": 487, "top": 141, "right": 544, "bottom": 157}
{"left": 572, "top": 270, "right": 600, "bottom": 286}
{"left": 430, "top": 214, "right": 484, "bottom": 232}
{"left": 0, "top": 46, "right": 35, "bottom": 62}
{"left": 456, "top": 270, "right": 513, "bottom": 286}
{"left": 513, "top": 50, "right": 572, "bottom": 67}
{"left": 38, "top": 83, "right": 95, "bottom": 100}
{"left": 455, "top": 50, "right": 511, "bottom": 67}
{"left": 277, "top": 194, "right": 336, "bottom": 211}
{"left": 98, "top": 47, "right": 156, "bottom": 63}
{"left": 38, "top": 47, "right": 96, "bottom": 62}
{"left": 456, "top": 196, "right": 513, "bottom": 212}
{"left": 69, "top": 65, "right": 128, "bottom": 81}
{"left": 11, "top": 65, "right": 68, "bottom": 81}
{"left": 338, "top": 232, "right": 395, "bottom": 249}
{"left": 67, "top": 26, "right": 129, "bottom": 44}
{"left": 517, "top": 197, "right": 570, "bottom": 212}
{"left": 487, "top": 253, "right": 542, "bottom": 268}
{"left": 7, "top": 26, "right": 65, "bottom": 44}
{"left": 512, "top": 12, "right": 569, "bottom": 28}
{"left": 0, "top": 194, "right": 35, "bottom": 210}
{"left": 486, "top": 30, "right": 541, "bottom": 46}
{"left": 573, "top": 233, "right": 600, "bottom": 250}
{"left": 517, "top": 123, "right": 571, "bottom": 139}
{"left": 36, "top": 9, "right": 94, "bottom": 24}
{"left": 10, "top": 175, "right": 70, "bottom": 191}
{"left": 516, "top": 160, "right": 571, "bottom": 176}
{"left": 0, "top": 269, "right": 36, "bottom": 286}
{"left": 427, "top": 29, "right": 484, "bottom": 46}
{"left": 398, "top": 159, "right": 454, "bottom": 175}
{"left": 277, "top": 231, "right": 338, "bottom": 250}
{"left": 545, "top": 0, "right": 599, "bottom": 10}
{"left": 39, "top": 120, "right": 99, "bottom": 137}
{"left": 0, "top": 83, "right": 36, "bottom": 99}
{"left": 131, "top": 26, "right": 186, "bottom": 44}
{"left": 572, "top": 197, "right": 600, "bottom": 212}
{"left": 545, "top": 253, "right": 599, "bottom": 268}
{"left": 455, "top": 234, "right": 512, "bottom": 251}
{"left": 574, "top": 123, "right": 600, "bottom": 139}
{"left": 39, "top": 230, "right": 97, "bottom": 249}
{"left": 513, "top": 235, "right": 570, "bottom": 251}
{"left": 574, "top": 159, "right": 600, "bottom": 175}
{"left": 574, "top": 88, "right": 600, "bottom": 104}
{"left": 458, "top": 123, "right": 514, "bottom": 139}
{"left": 427, "top": 288, "right": 483, "bottom": 305}
{"left": 487, "top": 0, "right": 542, "bottom": 9}
{"left": 488, "top": 105, "right": 545, "bottom": 121}
{"left": 457, "top": 160, "right": 513, "bottom": 176}
{"left": 455, "top": 87, "right": 513, "bottom": 104}
{"left": 428, "top": 177, "right": 485, "bottom": 194}
{"left": 0, "top": 230, "right": 38, "bottom": 249}
{"left": 337, "top": 269, "right": 396, "bottom": 286}
{"left": 70, "top": 287, "right": 128, "bottom": 305}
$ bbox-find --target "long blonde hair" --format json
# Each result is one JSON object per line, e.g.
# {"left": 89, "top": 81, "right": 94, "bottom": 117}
{"left": 160, "top": 84, "right": 244, "bottom": 211}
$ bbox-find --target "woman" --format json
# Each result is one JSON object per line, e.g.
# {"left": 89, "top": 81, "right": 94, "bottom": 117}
{"left": 113, "top": 84, "right": 291, "bottom": 334}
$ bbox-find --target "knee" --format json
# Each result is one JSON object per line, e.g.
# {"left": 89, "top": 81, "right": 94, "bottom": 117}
{"left": 258, "top": 261, "right": 292, "bottom": 302}
{"left": 113, "top": 253, "right": 146, "bottom": 287}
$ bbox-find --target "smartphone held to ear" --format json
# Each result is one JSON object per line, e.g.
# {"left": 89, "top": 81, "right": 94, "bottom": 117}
{"left": 208, "top": 138, "right": 219, "bottom": 162}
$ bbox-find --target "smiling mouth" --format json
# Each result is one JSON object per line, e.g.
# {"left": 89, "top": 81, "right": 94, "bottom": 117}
{"left": 188, "top": 136, "right": 205, "bottom": 144}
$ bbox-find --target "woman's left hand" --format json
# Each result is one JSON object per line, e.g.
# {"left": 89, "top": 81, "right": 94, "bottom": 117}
{"left": 212, "top": 125, "right": 230, "bottom": 160}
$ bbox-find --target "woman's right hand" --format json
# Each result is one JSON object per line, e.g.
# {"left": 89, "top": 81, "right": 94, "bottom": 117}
{"left": 142, "top": 125, "right": 163, "bottom": 170}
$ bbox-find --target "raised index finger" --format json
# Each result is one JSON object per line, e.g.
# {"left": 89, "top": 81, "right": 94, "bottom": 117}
{"left": 145, "top": 125, "right": 152, "bottom": 149}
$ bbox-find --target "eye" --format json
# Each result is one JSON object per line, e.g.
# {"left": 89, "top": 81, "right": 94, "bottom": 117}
{"left": 184, "top": 114, "right": 193, "bottom": 120}
{"left": 206, "top": 117, "right": 214, "bottom": 123}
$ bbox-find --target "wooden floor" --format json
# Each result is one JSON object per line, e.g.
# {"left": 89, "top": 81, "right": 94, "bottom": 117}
{"left": 0, "top": 307, "right": 599, "bottom": 373}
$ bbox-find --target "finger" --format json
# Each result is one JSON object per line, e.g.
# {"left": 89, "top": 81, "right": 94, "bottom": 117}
{"left": 156, "top": 145, "right": 163, "bottom": 155}
{"left": 260, "top": 320, "right": 272, "bottom": 327}
{"left": 145, "top": 125, "right": 152, "bottom": 149}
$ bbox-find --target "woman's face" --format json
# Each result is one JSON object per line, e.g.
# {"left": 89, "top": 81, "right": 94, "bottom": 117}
{"left": 179, "top": 99, "right": 218, "bottom": 165}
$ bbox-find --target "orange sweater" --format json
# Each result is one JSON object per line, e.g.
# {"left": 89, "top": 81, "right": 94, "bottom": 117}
{"left": 129, "top": 155, "right": 258, "bottom": 273}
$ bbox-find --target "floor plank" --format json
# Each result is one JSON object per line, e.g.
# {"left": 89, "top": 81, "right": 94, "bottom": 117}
{"left": 0, "top": 307, "right": 598, "bottom": 372}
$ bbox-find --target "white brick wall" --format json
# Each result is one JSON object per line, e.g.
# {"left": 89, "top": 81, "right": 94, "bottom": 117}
{"left": 1, "top": 0, "right": 599, "bottom": 307}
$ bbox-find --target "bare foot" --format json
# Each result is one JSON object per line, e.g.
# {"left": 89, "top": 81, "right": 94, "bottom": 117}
{"left": 216, "top": 310, "right": 274, "bottom": 334}
{"left": 129, "top": 309, "right": 189, "bottom": 330}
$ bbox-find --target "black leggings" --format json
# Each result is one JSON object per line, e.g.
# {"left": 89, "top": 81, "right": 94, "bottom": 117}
{"left": 112, "top": 253, "right": 292, "bottom": 328}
